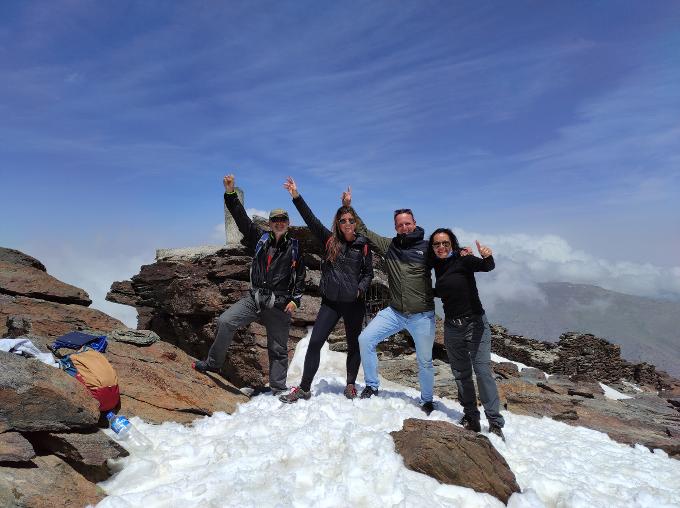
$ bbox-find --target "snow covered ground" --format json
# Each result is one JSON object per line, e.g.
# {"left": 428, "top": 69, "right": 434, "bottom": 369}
{"left": 97, "top": 331, "right": 680, "bottom": 508}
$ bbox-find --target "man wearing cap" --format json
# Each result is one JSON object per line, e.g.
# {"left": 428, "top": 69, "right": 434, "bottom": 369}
{"left": 193, "top": 174, "right": 305, "bottom": 395}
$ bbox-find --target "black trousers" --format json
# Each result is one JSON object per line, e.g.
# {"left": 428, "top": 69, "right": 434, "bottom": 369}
{"left": 300, "top": 298, "right": 365, "bottom": 391}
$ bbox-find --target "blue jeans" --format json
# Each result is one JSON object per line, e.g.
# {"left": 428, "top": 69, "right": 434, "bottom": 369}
{"left": 359, "top": 306, "right": 435, "bottom": 402}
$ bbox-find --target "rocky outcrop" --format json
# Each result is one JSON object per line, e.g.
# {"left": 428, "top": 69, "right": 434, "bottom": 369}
{"left": 0, "top": 247, "right": 46, "bottom": 271}
{"left": 0, "top": 454, "right": 105, "bottom": 508}
{"left": 107, "top": 235, "right": 390, "bottom": 390}
{"left": 0, "top": 352, "right": 101, "bottom": 433}
{"left": 490, "top": 325, "right": 680, "bottom": 393}
{"left": 0, "top": 246, "right": 126, "bottom": 338}
{"left": 391, "top": 418, "right": 520, "bottom": 503}
{"left": 0, "top": 431, "right": 36, "bottom": 462}
{"left": 0, "top": 260, "right": 91, "bottom": 306}
{"left": 0, "top": 248, "right": 253, "bottom": 505}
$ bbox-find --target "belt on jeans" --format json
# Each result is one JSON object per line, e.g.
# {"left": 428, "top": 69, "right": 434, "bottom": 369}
{"left": 448, "top": 314, "right": 477, "bottom": 326}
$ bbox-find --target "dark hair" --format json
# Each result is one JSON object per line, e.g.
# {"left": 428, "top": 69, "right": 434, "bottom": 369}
{"left": 326, "top": 206, "right": 356, "bottom": 262}
{"left": 393, "top": 208, "right": 414, "bottom": 220}
{"left": 427, "top": 228, "right": 460, "bottom": 264}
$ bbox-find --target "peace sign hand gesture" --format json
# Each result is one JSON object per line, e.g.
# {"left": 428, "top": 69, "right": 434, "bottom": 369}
{"left": 342, "top": 186, "right": 352, "bottom": 207}
{"left": 475, "top": 240, "right": 492, "bottom": 258}
{"left": 283, "top": 176, "right": 299, "bottom": 198}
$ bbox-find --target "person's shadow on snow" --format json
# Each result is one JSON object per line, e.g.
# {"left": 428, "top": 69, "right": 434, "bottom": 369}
{"left": 311, "top": 379, "right": 464, "bottom": 421}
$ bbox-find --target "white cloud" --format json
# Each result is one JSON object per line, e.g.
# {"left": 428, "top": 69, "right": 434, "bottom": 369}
{"left": 246, "top": 207, "right": 268, "bottom": 219}
{"left": 451, "top": 228, "right": 680, "bottom": 311}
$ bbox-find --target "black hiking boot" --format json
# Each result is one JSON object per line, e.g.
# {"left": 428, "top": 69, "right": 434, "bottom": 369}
{"left": 421, "top": 401, "right": 436, "bottom": 415}
{"left": 279, "top": 386, "right": 311, "bottom": 404}
{"left": 489, "top": 423, "right": 506, "bottom": 441}
{"left": 360, "top": 386, "right": 378, "bottom": 399}
{"left": 344, "top": 384, "right": 358, "bottom": 399}
{"left": 458, "top": 414, "right": 481, "bottom": 432}
{"left": 192, "top": 360, "right": 219, "bottom": 374}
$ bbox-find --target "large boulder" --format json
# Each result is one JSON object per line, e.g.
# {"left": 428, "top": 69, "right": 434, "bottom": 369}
{"left": 0, "top": 431, "right": 35, "bottom": 462}
{"left": 0, "top": 352, "right": 100, "bottom": 433}
{"left": 26, "top": 430, "right": 128, "bottom": 482}
{"left": 391, "top": 418, "right": 520, "bottom": 503}
{"left": 104, "top": 337, "right": 249, "bottom": 424}
{"left": 0, "top": 260, "right": 91, "bottom": 306}
{"left": 0, "top": 294, "right": 125, "bottom": 338}
{"left": 0, "top": 454, "right": 104, "bottom": 508}
{"left": 0, "top": 247, "right": 46, "bottom": 271}
{"left": 106, "top": 246, "right": 321, "bottom": 389}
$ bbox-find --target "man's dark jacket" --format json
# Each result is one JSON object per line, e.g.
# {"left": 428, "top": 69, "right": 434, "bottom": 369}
{"left": 225, "top": 192, "right": 305, "bottom": 308}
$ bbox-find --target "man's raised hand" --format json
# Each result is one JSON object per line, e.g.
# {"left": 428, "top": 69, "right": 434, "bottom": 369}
{"left": 476, "top": 240, "right": 492, "bottom": 258}
{"left": 224, "top": 174, "right": 235, "bottom": 193}
{"left": 341, "top": 186, "right": 352, "bottom": 207}
{"left": 283, "top": 176, "right": 299, "bottom": 198}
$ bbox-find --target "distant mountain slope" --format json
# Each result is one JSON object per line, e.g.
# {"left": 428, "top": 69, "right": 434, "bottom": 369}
{"left": 437, "top": 282, "right": 680, "bottom": 377}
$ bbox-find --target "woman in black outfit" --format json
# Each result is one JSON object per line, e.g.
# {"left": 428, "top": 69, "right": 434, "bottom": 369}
{"left": 428, "top": 228, "right": 505, "bottom": 440}
{"left": 280, "top": 177, "right": 373, "bottom": 403}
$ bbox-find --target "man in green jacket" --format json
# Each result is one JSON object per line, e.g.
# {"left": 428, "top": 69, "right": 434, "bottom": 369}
{"left": 342, "top": 189, "right": 436, "bottom": 414}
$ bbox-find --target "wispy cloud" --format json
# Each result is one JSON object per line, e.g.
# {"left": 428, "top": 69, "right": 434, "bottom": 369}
{"left": 452, "top": 228, "right": 680, "bottom": 311}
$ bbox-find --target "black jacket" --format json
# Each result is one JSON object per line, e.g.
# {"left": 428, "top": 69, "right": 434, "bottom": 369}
{"left": 293, "top": 195, "right": 373, "bottom": 303}
{"left": 225, "top": 192, "right": 305, "bottom": 308}
{"left": 432, "top": 252, "right": 494, "bottom": 318}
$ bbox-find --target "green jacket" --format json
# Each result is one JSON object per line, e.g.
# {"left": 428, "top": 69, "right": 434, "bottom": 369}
{"left": 355, "top": 214, "right": 434, "bottom": 314}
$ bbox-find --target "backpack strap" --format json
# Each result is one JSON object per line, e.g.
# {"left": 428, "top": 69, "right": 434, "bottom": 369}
{"left": 254, "top": 232, "right": 271, "bottom": 258}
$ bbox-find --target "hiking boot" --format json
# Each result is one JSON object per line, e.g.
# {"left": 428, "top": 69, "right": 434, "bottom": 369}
{"left": 458, "top": 414, "right": 481, "bottom": 432}
{"left": 489, "top": 423, "right": 506, "bottom": 441}
{"left": 279, "top": 386, "right": 311, "bottom": 404}
{"left": 344, "top": 384, "right": 358, "bottom": 399}
{"left": 421, "top": 401, "right": 436, "bottom": 415}
{"left": 360, "top": 386, "right": 378, "bottom": 399}
{"left": 270, "top": 387, "right": 287, "bottom": 396}
{"left": 192, "top": 360, "right": 219, "bottom": 374}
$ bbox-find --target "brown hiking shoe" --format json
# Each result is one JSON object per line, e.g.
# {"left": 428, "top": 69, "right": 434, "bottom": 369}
{"left": 279, "top": 386, "right": 311, "bottom": 404}
{"left": 344, "top": 384, "right": 358, "bottom": 399}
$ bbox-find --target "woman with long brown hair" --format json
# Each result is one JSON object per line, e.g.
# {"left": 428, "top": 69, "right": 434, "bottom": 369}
{"left": 280, "top": 176, "right": 373, "bottom": 403}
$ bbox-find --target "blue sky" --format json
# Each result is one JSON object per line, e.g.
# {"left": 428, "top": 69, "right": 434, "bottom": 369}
{"left": 1, "top": 1, "right": 679, "bottom": 324}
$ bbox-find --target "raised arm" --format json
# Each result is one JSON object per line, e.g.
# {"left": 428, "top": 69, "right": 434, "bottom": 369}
{"left": 463, "top": 240, "right": 495, "bottom": 272}
{"left": 341, "top": 186, "right": 391, "bottom": 256}
{"left": 284, "top": 176, "right": 332, "bottom": 245}
{"left": 223, "top": 174, "right": 262, "bottom": 247}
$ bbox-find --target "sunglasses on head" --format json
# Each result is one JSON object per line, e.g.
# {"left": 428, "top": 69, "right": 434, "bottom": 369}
{"left": 338, "top": 218, "right": 356, "bottom": 225}
{"left": 270, "top": 217, "right": 288, "bottom": 223}
{"left": 433, "top": 241, "right": 451, "bottom": 248}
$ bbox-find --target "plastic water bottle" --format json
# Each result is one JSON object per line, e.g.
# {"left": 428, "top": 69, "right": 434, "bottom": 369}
{"left": 106, "top": 412, "right": 152, "bottom": 449}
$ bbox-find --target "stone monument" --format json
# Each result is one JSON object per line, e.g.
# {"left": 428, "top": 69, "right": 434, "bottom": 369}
{"left": 224, "top": 187, "right": 245, "bottom": 246}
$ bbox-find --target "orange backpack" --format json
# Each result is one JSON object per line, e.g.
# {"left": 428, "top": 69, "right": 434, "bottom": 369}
{"left": 58, "top": 347, "right": 120, "bottom": 411}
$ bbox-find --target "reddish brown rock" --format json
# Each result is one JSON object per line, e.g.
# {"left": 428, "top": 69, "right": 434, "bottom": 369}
{"left": 0, "top": 352, "right": 100, "bottom": 432}
{"left": 0, "top": 260, "right": 91, "bottom": 306}
{"left": 391, "top": 418, "right": 520, "bottom": 503}
{"left": 105, "top": 338, "right": 248, "bottom": 424}
{"left": 27, "top": 430, "right": 128, "bottom": 482}
{"left": 0, "top": 294, "right": 125, "bottom": 338}
{"left": 0, "top": 431, "right": 35, "bottom": 462}
{"left": 0, "top": 247, "right": 46, "bottom": 272}
{"left": 0, "top": 454, "right": 104, "bottom": 507}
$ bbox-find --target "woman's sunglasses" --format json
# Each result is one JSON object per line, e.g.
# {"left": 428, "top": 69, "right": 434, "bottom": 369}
{"left": 432, "top": 241, "right": 451, "bottom": 248}
{"left": 338, "top": 218, "right": 356, "bottom": 225}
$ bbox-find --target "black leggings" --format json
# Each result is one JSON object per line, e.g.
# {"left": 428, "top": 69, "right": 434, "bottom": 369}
{"left": 300, "top": 298, "right": 365, "bottom": 391}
